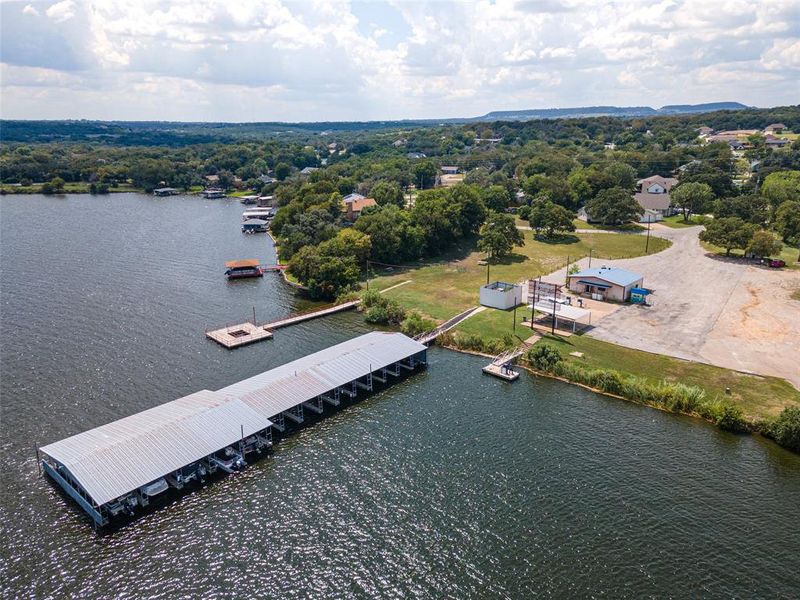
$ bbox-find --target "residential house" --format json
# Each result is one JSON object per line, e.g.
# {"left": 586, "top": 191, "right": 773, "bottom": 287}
{"left": 633, "top": 175, "right": 679, "bottom": 222}
{"left": 765, "top": 134, "right": 790, "bottom": 148}
{"left": 300, "top": 167, "right": 318, "bottom": 175}
{"left": 342, "top": 192, "right": 366, "bottom": 204}
{"left": 407, "top": 151, "right": 426, "bottom": 159}
{"left": 440, "top": 166, "right": 459, "bottom": 175}
{"left": 393, "top": 138, "right": 407, "bottom": 147}
{"left": 343, "top": 197, "right": 377, "bottom": 221}
{"left": 764, "top": 123, "right": 786, "bottom": 135}
{"left": 567, "top": 267, "right": 644, "bottom": 302}
{"left": 697, "top": 126, "right": 714, "bottom": 137}
{"left": 204, "top": 174, "right": 220, "bottom": 184}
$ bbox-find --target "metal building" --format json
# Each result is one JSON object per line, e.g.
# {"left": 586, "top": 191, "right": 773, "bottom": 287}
{"left": 39, "top": 332, "right": 428, "bottom": 526}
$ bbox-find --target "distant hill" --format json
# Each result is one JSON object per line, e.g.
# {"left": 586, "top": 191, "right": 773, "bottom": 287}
{"left": 473, "top": 102, "right": 750, "bottom": 121}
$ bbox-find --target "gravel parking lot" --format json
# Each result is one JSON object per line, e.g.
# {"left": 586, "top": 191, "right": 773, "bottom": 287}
{"left": 544, "top": 225, "right": 800, "bottom": 388}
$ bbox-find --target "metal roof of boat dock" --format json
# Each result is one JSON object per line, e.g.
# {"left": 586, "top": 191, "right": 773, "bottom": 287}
{"left": 40, "top": 332, "right": 425, "bottom": 507}
{"left": 219, "top": 332, "right": 426, "bottom": 419}
{"left": 40, "top": 390, "right": 273, "bottom": 506}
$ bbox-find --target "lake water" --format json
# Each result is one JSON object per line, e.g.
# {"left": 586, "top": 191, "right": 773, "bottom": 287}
{"left": 1, "top": 194, "right": 799, "bottom": 599}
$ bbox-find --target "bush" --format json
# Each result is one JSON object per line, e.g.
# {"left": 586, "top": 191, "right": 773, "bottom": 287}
{"left": 714, "top": 402, "right": 747, "bottom": 433}
{"left": 770, "top": 407, "right": 800, "bottom": 452}
{"left": 526, "top": 344, "right": 562, "bottom": 371}
{"left": 400, "top": 311, "right": 436, "bottom": 337}
{"left": 363, "top": 296, "right": 405, "bottom": 325}
{"left": 360, "top": 289, "right": 382, "bottom": 308}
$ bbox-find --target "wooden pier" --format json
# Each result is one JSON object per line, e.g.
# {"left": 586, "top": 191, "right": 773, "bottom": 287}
{"left": 205, "top": 322, "right": 274, "bottom": 349}
{"left": 206, "top": 300, "right": 359, "bottom": 349}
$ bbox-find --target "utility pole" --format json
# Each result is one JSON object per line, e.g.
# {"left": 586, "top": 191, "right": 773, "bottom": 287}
{"left": 551, "top": 295, "right": 557, "bottom": 334}
{"left": 645, "top": 219, "right": 651, "bottom": 254}
{"left": 513, "top": 304, "right": 517, "bottom": 332}
{"left": 530, "top": 279, "right": 537, "bottom": 326}
{"left": 565, "top": 255, "right": 570, "bottom": 286}
{"left": 365, "top": 260, "right": 370, "bottom": 290}
{"left": 588, "top": 248, "right": 593, "bottom": 268}
{"left": 486, "top": 260, "right": 490, "bottom": 285}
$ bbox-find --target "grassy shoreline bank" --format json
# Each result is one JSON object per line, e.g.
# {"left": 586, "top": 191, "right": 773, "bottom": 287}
{"left": 436, "top": 339, "right": 800, "bottom": 454}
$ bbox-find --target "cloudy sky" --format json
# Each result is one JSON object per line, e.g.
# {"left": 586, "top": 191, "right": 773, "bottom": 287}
{"left": 1, "top": 0, "right": 798, "bottom": 122}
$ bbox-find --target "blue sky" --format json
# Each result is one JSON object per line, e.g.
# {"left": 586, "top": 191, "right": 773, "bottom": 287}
{"left": 1, "top": 0, "right": 798, "bottom": 121}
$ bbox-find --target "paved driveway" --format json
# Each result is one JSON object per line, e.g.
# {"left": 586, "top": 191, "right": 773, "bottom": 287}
{"left": 543, "top": 225, "right": 800, "bottom": 388}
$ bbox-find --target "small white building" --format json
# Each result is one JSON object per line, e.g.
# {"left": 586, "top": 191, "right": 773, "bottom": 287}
{"left": 567, "top": 267, "right": 643, "bottom": 302}
{"left": 480, "top": 281, "right": 523, "bottom": 310}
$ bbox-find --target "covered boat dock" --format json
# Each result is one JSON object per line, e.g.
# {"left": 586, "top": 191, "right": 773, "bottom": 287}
{"left": 39, "top": 332, "right": 427, "bottom": 526}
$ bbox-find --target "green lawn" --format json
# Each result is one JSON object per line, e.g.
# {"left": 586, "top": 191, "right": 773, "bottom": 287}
{"left": 571, "top": 218, "right": 644, "bottom": 232}
{"left": 372, "top": 230, "right": 671, "bottom": 320}
{"left": 660, "top": 214, "right": 707, "bottom": 228}
{"left": 227, "top": 189, "right": 259, "bottom": 197}
{"left": 534, "top": 333, "right": 800, "bottom": 421}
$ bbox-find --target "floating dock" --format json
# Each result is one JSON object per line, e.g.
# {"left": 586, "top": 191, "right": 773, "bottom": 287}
{"left": 206, "top": 300, "right": 360, "bottom": 349}
{"left": 39, "top": 332, "right": 427, "bottom": 527}
{"left": 205, "top": 322, "right": 274, "bottom": 348}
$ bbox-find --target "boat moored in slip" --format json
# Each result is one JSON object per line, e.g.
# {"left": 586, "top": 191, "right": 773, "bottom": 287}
{"left": 225, "top": 259, "right": 264, "bottom": 279}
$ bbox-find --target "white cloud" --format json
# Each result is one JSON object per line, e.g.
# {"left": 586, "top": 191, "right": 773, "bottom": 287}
{"left": 45, "top": 0, "right": 76, "bottom": 22}
{"left": 1, "top": 0, "right": 798, "bottom": 120}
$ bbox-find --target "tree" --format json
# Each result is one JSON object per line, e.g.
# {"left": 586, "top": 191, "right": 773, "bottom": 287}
{"left": 478, "top": 211, "right": 525, "bottom": 260}
{"left": 275, "top": 162, "right": 291, "bottom": 181}
{"left": 746, "top": 230, "right": 782, "bottom": 259}
{"left": 354, "top": 205, "right": 425, "bottom": 263}
{"left": 318, "top": 228, "right": 372, "bottom": 266}
{"left": 699, "top": 217, "right": 758, "bottom": 256}
{"left": 670, "top": 181, "right": 714, "bottom": 222}
{"left": 761, "top": 171, "right": 800, "bottom": 208}
{"left": 451, "top": 184, "right": 487, "bottom": 235}
{"left": 481, "top": 185, "right": 511, "bottom": 212}
{"left": 585, "top": 187, "right": 644, "bottom": 225}
{"left": 413, "top": 160, "right": 437, "bottom": 189}
{"left": 713, "top": 194, "right": 768, "bottom": 225}
{"left": 774, "top": 200, "right": 800, "bottom": 245}
{"left": 604, "top": 162, "right": 637, "bottom": 190}
{"left": 528, "top": 201, "right": 575, "bottom": 238}
{"left": 41, "top": 177, "right": 65, "bottom": 195}
{"left": 287, "top": 246, "right": 361, "bottom": 300}
{"left": 370, "top": 180, "right": 405, "bottom": 207}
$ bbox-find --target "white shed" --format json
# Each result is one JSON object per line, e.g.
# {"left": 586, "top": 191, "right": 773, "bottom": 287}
{"left": 480, "top": 281, "right": 523, "bottom": 309}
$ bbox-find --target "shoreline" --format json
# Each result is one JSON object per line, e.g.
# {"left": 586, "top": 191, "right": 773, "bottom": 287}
{"left": 437, "top": 341, "right": 797, "bottom": 453}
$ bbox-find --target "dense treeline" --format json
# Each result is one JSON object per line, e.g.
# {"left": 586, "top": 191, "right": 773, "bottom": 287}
{"left": 3, "top": 106, "right": 799, "bottom": 298}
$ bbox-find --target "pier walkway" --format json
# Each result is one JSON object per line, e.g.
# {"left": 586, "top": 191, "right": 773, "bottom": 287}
{"left": 415, "top": 306, "right": 484, "bottom": 345}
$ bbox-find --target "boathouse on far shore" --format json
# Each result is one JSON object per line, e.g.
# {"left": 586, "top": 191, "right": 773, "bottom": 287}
{"left": 39, "top": 332, "right": 428, "bottom": 526}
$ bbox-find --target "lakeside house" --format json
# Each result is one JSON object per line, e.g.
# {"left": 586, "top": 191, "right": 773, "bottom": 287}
{"left": 258, "top": 174, "right": 276, "bottom": 185}
{"left": 633, "top": 175, "right": 678, "bottom": 222}
{"left": 153, "top": 187, "right": 179, "bottom": 196}
{"left": 202, "top": 188, "right": 225, "bottom": 199}
{"left": 342, "top": 192, "right": 366, "bottom": 204}
{"left": 343, "top": 197, "right": 377, "bottom": 221}
{"left": 567, "top": 267, "right": 644, "bottom": 302}
{"left": 204, "top": 174, "right": 220, "bottom": 184}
